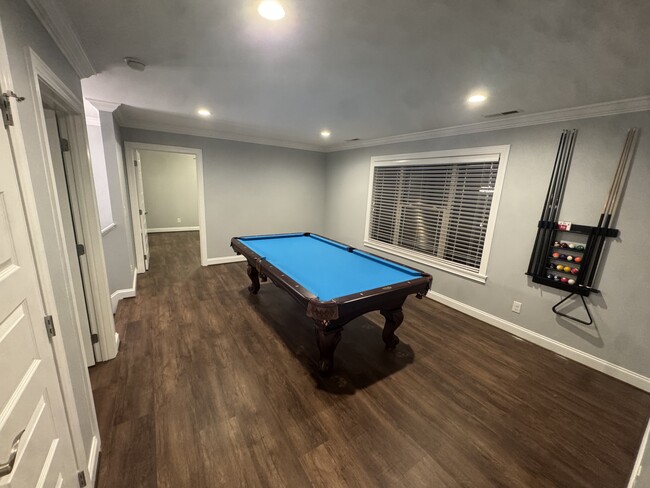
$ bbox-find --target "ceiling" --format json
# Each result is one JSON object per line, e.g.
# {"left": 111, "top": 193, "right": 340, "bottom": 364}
{"left": 60, "top": 0, "right": 650, "bottom": 149}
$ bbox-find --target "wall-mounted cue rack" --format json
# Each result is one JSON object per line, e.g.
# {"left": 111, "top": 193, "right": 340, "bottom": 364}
{"left": 526, "top": 128, "right": 638, "bottom": 325}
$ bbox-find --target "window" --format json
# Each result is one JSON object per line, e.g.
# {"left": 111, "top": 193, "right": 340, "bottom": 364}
{"left": 364, "top": 146, "right": 509, "bottom": 282}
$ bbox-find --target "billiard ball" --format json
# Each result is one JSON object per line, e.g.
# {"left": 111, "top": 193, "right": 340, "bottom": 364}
{"left": 553, "top": 241, "right": 560, "bottom": 247}
{"left": 559, "top": 254, "right": 567, "bottom": 260}
{"left": 552, "top": 252, "right": 560, "bottom": 259}
{"left": 561, "top": 277, "right": 568, "bottom": 283}
{"left": 574, "top": 256, "right": 582, "bottom": 263}
{"left": 556, "top": 265, "right": 564, "bottom": 271}
{"left": 576, "top": 245, "right": 585, "bottom": 251}
{"left": 568, "top": 279, "right": 576, "bottom": 285}
{"left": 568, "top": 243, "right": 575, "bottom": 249}
{"left": 554, "top": 275, "right": 561, "bottom": 281}
{"left": 571, "top": 268, "right": 579, "bottom": 275}
{"left": 547, "top": 274, "right": 553, "bottom": 279}
{"left": 560, "top": 243, "right": 568, "bottom": 248}
{"left": 563, "top": 266, "right": 571, "bottom": 273}
{"left": 566, "top": 255, "right": 573, "bottom": 261}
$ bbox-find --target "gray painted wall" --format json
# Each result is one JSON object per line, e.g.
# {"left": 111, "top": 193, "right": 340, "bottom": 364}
{"left": 139, "top": 150, "right": 198, "bottom": 229}
{"left": 97, "top": 110, "right": 136, "bottom": 294}
{"left": 121, "top": 128, "right": 327, "bottom": 258}
{"left": 324, "top": 111, "right": 650, "bottom": 378}
{"left": 1, "top": 0, "right": 97, "bottom": 472}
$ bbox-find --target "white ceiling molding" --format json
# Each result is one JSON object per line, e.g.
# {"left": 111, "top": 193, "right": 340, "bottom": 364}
{"left": 85, "top": 115, "right": 100, "bottom": 126}
{"left": 25, "top": 0, "right": 95, "bottom": 78}
{"left": 86, "top": 98, "right": 121, "bottom": 113}
{"left": 119, "top": 119, "right": 323, "bottom": 153}
{"left": 325, "top": 96, "right": 650, "bottom": 153}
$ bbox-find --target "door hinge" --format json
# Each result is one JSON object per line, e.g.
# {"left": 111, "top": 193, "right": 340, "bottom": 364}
{"left": 1, "top": 91, "right": 25, "bottom": 127}
{"left": 144, "top": 254, "right": 148, "bottom": 261}
{"left": 134, "top": 159, "right": 138, "bottom": 166}
{"left": 91, "top": 333, "right": 99, "bottom": 344}
{"left": 78, "top": 470, "right": 87, "bottom": 487}
{"left": 44, "top": 315, "right": 56, "bottom": 338}
{"left": 60, "top": 138, "right": 70, "bottom": 152}
{"left": 139, "top": 209, "right": 143, "bottom": 215}
{"left": 77, "top": 243, "right": 86, "bottom": 256}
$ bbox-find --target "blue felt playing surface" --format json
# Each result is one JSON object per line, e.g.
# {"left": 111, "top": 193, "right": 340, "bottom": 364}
{"left": 238, "top": 234, "right": 421, "bottom": 301}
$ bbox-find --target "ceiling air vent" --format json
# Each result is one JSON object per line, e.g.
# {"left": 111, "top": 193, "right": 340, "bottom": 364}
{"left": 483, "top": 110, "right": 521, "bottom": 118}
{"left": 344, "top": 138, "right": 360, "bottom": 142}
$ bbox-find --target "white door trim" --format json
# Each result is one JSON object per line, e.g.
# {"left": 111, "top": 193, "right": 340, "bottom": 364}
{"left": 25, "top": 47, "right": 118, "bottom": 362}
{"left": 0, "top": 26, "right": 99, "bottom": 485}
{"left": 124, "top": 141, "right": 208, "bottom": 268}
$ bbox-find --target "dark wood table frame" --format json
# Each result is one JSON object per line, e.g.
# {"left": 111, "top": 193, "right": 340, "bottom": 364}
{"left": 231, "top": 233, "right": 432, "bottom": 374}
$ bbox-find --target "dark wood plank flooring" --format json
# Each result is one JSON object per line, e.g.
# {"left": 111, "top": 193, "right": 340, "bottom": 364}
{"left": 90, "top": 231, "right": 650, "bottom": 487}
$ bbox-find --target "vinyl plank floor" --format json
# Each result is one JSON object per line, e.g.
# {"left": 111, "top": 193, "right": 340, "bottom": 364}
{"left": 90, "top": 231, "right": 650, "bottom": 487}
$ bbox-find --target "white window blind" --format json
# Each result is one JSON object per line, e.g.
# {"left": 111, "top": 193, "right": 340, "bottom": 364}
{"left": 365, "top": 148, "right": 508, "bottom": 281}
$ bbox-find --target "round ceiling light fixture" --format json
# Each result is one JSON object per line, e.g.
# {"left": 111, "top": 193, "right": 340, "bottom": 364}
{"left": 124, "top": 57, "right": 146, "bottom": 71}
{"left": 320, "top": 130, "right": 331, "bottom": 138}
{"left": 197, "top": 108, "right": 211, "bottom": 117}
{"left": 467, "top": 93, "right": 487, "bottom": 104}
{"left": 258, "top": 0, "right": 285, "bottom": 20}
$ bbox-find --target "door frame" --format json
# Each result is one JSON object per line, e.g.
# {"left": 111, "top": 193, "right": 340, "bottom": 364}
{"left": 124, "top": 141, "right": 207, "bottom": 269}
{"left": 25, "top": 48, "right": 118, "bottom": 363}
{"left": 0, "top": 27, "right": 99, "bottom": 485}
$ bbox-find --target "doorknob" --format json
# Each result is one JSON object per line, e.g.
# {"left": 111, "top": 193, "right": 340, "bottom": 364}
{"left": 0, "top": 430, "right": 25, "bottom": 477}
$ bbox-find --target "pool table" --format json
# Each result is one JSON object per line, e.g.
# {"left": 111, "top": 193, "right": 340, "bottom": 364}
{"left": 231, "top": 232, "right": 432, "bottom": 374}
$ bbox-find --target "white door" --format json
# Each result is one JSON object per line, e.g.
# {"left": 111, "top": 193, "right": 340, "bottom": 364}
{"left": 0, "top": 104, "right": 79, "bottom": 485}
{"left": 134, "top": 150, "right": 149, "bottom": 270}
{"left": 43, "top": 110, "right": 96, "bottom": 366}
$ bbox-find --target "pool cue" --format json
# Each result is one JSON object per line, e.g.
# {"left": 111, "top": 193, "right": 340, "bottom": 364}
{"left": 535, "top": 129, "right": 577, "bottom": 276}
{"left": 527, "top": 130, "right": 568, "bottom": 275}
{"left": 584, "top": 128, "right": 637, "bottom": 287}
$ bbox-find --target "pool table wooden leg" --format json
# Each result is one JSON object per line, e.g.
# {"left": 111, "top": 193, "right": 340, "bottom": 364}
{"left": 246, "top": 264, "right": 260, "bottom": 294}
{"left": 314, "top": 325, "right": 342, "bottom": 375}
{"left": 380, "top": 308, "right": 404, "bottom": 350}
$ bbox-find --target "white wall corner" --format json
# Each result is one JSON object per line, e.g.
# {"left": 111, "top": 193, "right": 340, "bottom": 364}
{"left": 425, "top": 290, "right": 650, "bottom": 393}
{"left": 24, "top": 0, "right": 95, "bottom": 78}
{"left": 110, "top": 268, "right": 137, "bottom": 313}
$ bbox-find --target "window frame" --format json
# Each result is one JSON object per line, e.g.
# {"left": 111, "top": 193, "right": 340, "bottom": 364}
{"left": 363, "top": 145, "right": 510, "bottom": 283}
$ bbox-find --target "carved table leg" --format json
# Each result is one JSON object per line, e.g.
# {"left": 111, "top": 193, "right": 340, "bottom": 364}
{"left": 314, "top": 324, "right": 342, "bottom": 375}
{"left": 246, "top": 264, "right": 260, "bottom": 294}
{"left": 380, "top": 308, "right": 404, "bottom": 350}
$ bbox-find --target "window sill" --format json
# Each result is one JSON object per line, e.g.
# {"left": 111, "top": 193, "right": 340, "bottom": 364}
{"left": 101, "top": 223, "right": 116, "bottom": 236}
{"left": 363, "top": 240, "right": 488, "bottom": 284}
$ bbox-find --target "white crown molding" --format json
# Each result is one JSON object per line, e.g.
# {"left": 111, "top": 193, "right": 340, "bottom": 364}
{"left": 325, "top": 96, "right": 650, "bottom": 152}
{"left": 85, "top": 115, "right": 100, "bottom": 127}
{"left": 25, "top": 0, "right": 95, "bottom": 78}
{"left": 86, "top": 98, "right": 121, "bottom": 113}
{"left": 119, "top": 119, "right": 324, "bottom": 153}
{"left": 426, "top": 290, "right": 650, "bottom": 392}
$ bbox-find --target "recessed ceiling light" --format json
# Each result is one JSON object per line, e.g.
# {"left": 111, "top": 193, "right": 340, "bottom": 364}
{"left": 197, "top": 108, "right": 211, "bottom": 117}
{"left": 467, "top": 94, "right": 488, "bottom": 104}
{"left": 258, "top": 1, "right": 285, "bottom": 20}
{"left": 320, "top": 130, "right": 331, "bottom": 138}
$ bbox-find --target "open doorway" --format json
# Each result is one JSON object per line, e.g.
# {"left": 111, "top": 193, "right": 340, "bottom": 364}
{"left": 124, "top": 142, "right": 207, "bottom": 271}
{"left": 42, "top": 105, "right": 98, "bottom": 365}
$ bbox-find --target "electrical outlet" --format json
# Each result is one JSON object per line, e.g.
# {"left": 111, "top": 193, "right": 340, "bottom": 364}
{"left": 512, "top": 301, "right": 522, "bottom": 314}
{"left": 177, "top": 218, "right": 181, "bottom": 223}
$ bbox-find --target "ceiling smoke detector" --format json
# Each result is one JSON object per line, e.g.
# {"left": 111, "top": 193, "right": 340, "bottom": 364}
{"left": 124, "top": 57, "right": 146, "bottom": 71}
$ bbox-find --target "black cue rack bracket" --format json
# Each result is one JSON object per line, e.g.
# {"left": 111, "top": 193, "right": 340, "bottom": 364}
{"left": 526, "top": 222, "right": 619, "bottom": 325}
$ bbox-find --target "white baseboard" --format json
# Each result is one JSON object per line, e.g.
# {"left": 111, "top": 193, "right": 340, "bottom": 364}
{"left": 628, "top": 419, "right": 650, "bottom": 488}
{"left": 110, "top": 269, "right": 137, "bottom": 313}
{"left": 147, "top": 226, "right": 199, "bottom": 233}
{"left": 206, "top": 255, "right": 246, "bottom": 266}
{"left": 426, "top": 290, "right": 650, "bottom": 393}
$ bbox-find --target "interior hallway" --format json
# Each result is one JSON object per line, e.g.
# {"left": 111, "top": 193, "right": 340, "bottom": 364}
{"left": 89, "top": 232, "right": 650, "bottom": 487}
